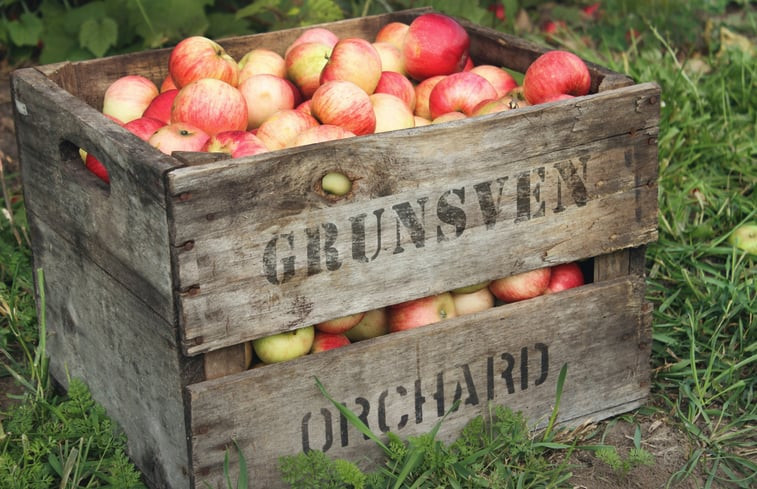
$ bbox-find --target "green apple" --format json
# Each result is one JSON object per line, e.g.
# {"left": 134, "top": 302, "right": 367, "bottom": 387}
{"left": 344, "top": 307, "right": 389, "bottom": 341}
{"left": 252, "top": 326, "right": 314, "bottom": 364}
{"left": 451, "top": 281, "right": 491, "bottom": 294}
{"left": 729, "top": 223, "right": 757, "bottom": 255}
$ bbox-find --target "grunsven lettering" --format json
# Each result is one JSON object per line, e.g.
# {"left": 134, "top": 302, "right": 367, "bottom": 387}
{"left": 300, "top": 342, "right": 549, "bottom": 453}
{"left": 263, "top": 158, "right": 590, "bottom": 285}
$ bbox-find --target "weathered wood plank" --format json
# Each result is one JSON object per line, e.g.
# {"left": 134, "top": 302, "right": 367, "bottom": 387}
{"left": 188, "top": 275, "right": 650, "bottom": 488}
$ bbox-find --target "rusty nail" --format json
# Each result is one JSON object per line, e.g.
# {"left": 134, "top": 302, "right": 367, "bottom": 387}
{"left": 183, "top": 241, "right": 195, "bottom": 251}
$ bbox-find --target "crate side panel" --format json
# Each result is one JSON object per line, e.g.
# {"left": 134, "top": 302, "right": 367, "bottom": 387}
{"left": 188, "top": 276, "right": 649, "bottom": 488}
{"left": 169, "top": 84, "right": 660, "bottom": 353}
{"left": 30, "top": 218, "right": 191, "bottom": 489}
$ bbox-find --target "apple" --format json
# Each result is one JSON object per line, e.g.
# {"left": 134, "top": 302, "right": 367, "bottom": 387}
{"left": 123, "top": 116, "right": 165, "bottom": 141}
{"left": 451, "top": 281, "right": 491, "bottom": 294}
{"left": 544, "top": 262, "right": 585, "bottom": 294}
{"left": 256, "top": 109, "right": 320, "bottom": 150}
{"left": 203, "top": 130, "right": 269, "bottom": 158}
{"left": 295, "top": 98, "right": 313, "bottom": 115}
{"left": 141, "top": 89, "right": 178, "bottom": 124}
{"left": 402, "top": 13, "right": 470, "bottom": 81}
{"left": 522, "top": 50, "right": 591, "bottom": 105}
{"left": 84, "top": 153, "right": 110, "bottom": 184}
{"left": 428, "top": 71, "right": 498, "bottom": 119}
{"left": 311, "top": 331, "right": 351, "bottom": 353}
{"left": 292, "top": 124, "right": 356, "bottom": 147}
{"left": 311, "top": 80, "right": 377, "bottom": 136}
{"left": 469, "top": 64, "right": 518, "bottom": 98}
{"left": 238, "top": 74, "right": 297, "bottom": 129}
{"left": 413, "top": 75, "right": 446, "bottom": 120}
{"left": 388, "top": 293, "right": 457, "bottom": 332}
{"left": 344, "top": 307, "right": 389, "bottom": 341}
{"left": 374, "top": 71, "right": 416, "bottom": 111}
{"left": 370, "top": 93, "right": 415, "bottom": 133}
{"left": 171, "top": 78, "right": 248, "bottom": 136}
{"left": 285, "top": 41, "right": 333, "bottom": 99}
{"left": 372, "top": 41, "right": 406, "bottom": 75}
{"left": 374, "top": 21, "right": 409, "bottom": 51}
{"left": 414, "top": 115, "right": 431, "bottom": 127}
{"left": 284, "top": 27, "right": 339, "bottom": 58}
{"left": 729, "top": 223, "right": 757, "bottom": 254}
{"left": 431, "top": 111, "right": 467, "bottom": 124}
{"left": 452, "top": 286, "right": 495, "bottom": 315}
{"left": 160, "top": 74, "right": 177, "bottom": 92}
{"left": 489, "top": 267, "right": 552, "bottom": 302}
{"left": 238, "top": 48, "right": 287, "bottom": 83}
{"left": 252, "top": 326, "right": 315, "bottom": 364}
{"left": 315, "top": 311, "right": 366, "bottom": 334}
{"left": 471, "top": 96, "right": 517, "bottom": 116}
{"left": 320, "top": 38, "right": 382, "bottom": 95}
{"left": 102, "top": 75, "right": 159, "bottom": 124}
{"left": 148, "top": 122, "right": 210, "bottom": 155}
{"left": 168, "top": 35, "right": 240, "bottom": 88}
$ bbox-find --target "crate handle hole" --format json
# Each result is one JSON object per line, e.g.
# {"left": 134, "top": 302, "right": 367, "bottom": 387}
{"left": 59, "top": 140, "right": 111, "bottom": 194}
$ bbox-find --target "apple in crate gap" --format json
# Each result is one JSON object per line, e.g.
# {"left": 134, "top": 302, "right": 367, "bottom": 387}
{"left": 374, "top": 71, "right": 416, "bottom": 111}
{"left": 370, "top": 93, "right": 415, "bottom": 133}
{"left": 451, "top": 281, "right": 491, "bottom": 294}
{"left": 320, "top": 38, "right": 383, "bottom": 95}
{"left": 388, "top": 293, "right": 458, "bottom": 332}
{"left": 148, "top": 122, "right": 210, "bottom": 155}
{"left": 402, "top": 12, "right": 470, "bottom": 81}
{"left": 522, "top": 50, "right": 591, "bottom": 105}
{"left": 238, "top": 74, "right": 297, "bottom": 129}
{"left": 203, "top": 130, "right": 269, "bottom": 158}
{"left": 544, "top": 262, "right": 585, "bottom": 294}
{"left": 489, "top": 267, "right": 552, "bottom": 303}
{"left": 311, "top": 80, "right": 376, "bottom": 136}
{"left": 345, "top": 307, "right": 389, "bottom": 341}
{"left": 284, "top": 27, "right": 339, "bottom": 58}
{"left": 253, "top": 326, "right": 315, "bottom": 364}
{"left": 428, "top": 71, "right": 498, "bottom": 119}
{"left": 285, "top": 41, "right": 333, "bottom": 99}
{"left": 238, "top": 48, "right": 287, "bottom": 82}
{"left": 413, "top": 75, "right": 445, "bottom": 120}
{"left": 84, "top": 154, "right": 110, "bottom": 184}
{"left": 102, "top": 75, "right": 159, "bottom": 124}
{"left": 372, "top": 41, "right": 406, "bottom": 75}
{"left": 141, "top": 89, "right": 178, "bottom": 124}
{"left": 292, "top": 124, "right": 355, "bottom": 147}
{"left": 171, "top": 78, "right": 248, "bottom": 136}
{"left": 315, "top": 311, "right": 366, "bottom": 334}
{"left": 469, "top": 64, "right": 518, "bottom": 98}
{"left": 168, "top": 35, "right": 240, "bottom": 88}
{"left": 374, "top": 21, "right": 409, "bottom": 51}
{"left": 310, "top": 332, "right": 351, "bottom": 354}
{"left": 256, "top": 109, "right": 319, "bottom": 150}
{"left": 452, "top": 286, "right": 495, "bottom": 316}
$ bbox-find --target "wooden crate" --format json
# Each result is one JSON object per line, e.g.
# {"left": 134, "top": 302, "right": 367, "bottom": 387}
{"left": 11, "top": 8, "right": 659, "bottom": 489}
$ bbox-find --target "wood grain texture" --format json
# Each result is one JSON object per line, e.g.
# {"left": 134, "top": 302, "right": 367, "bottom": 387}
{"left": 169, "top": 83, "right": 660, "bottom": 354}
{"left": 188, "top": 276, "right": 651, "bottom": 488}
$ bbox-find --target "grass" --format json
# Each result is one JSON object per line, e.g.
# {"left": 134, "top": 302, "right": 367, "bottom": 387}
{"left": 1, "top": 1, "right": 755, "bottom": 488}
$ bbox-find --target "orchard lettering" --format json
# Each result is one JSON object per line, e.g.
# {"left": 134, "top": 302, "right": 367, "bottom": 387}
{"left": 264, "top": 157, "right": 590, "bottom": 285}
{"left": 301, "top": 342, "right": 550, "bottom": 452}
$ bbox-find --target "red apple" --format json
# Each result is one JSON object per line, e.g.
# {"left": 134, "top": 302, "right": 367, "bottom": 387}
{"left": 284, "top": 27, "right": 339, "bottom": 58}
{"left": 141, "top": 89, "right": 178, "bottom": 124}
{"left": 160, "top": 74, "right": 177, "bottom": 92}
{"left": 413, "top": 75, "right": 445, "bottom": 120}
{"left": 522, "top": 50, "right": 591, "bottom": 105}
{"left": 370, "top": 93, "right": 415, "bottom": 133}
{"left": 388, "top": 293, "right": 457, "bottom": 332}
{"left": 315, "top": 311, "right": 366, "bottom": 334}
{"left": 168, "top": 36, "right": 240, "bottom": 88}
{"left": 344, "top": 307, "right": 389, "bottom": 341}
{"left": 372, "top": 41, "right": 406, "bottom": 75}
{"left": 544, "top": 262, "right": 585, "bottom": 294}
{"left": 203, "top": 130, "right": 269, "bottom": 158}
{"left": 102, "top": 75, "right": 159, "bottom": 124}
{"left": 171, "top": 78, "right": 248, "bottom": 136}
{"left": 452, "top": 286, "right": 495, "bottom": 315}
{"left": 84, "top": 153, "right": 110, "bottom": 184}
{"left": 431, "top": 111, "right": 467, "bottom": 124}
{"left": 374, "top": 21, "right": 409, "bottom": 51}
{"left": 374, "top": 71, "right": 416, "bottom": 111}
{"left": 311, "top": 80, "right": 376, "bottom": 136}
{"left": 148, "top": 122, "right": 210, "bottom": 155}
{"left": 123, "top": 116, "right": 165, "bottom": 141}
{"left": 428, "top": 71, "right": 498, "bottom": 119}
{"left": 310, "top": 331, "right": 351, "bottom": 353}
{"left": 285, "top": 41, "right": 333, "bottom": 99}
{"left": 238, "top": 74, "right": 297, "bottom": 129}
{"left": 295, "top": 99, "right": 313, "bottom": 115}
{"left": 469, "top": 64, "right": 518, "bottom": 98}
{"left": 402, "top": 13, "right": 470, "bottom": 81}
{"left": 320, "top": 38, "right": 382, "bottom": 94}
{"left": 256, "top": 109, "right": 320, "bottom": 150}
{"left": 238, "top": 48, "right": 287, "bottom": 83}
{"left": 292, "top": 124, "right": 356, "bottom": 147}
{"left": 489, "top": 267, "right": 552, "bottom": 302}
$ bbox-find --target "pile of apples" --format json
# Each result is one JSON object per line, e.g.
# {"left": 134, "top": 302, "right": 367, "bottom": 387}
{"left": 87, "top": 12, "right": 591, "bottom": 184}
{"left": 252, "top": 261, "right": 585, "bottom": 365}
